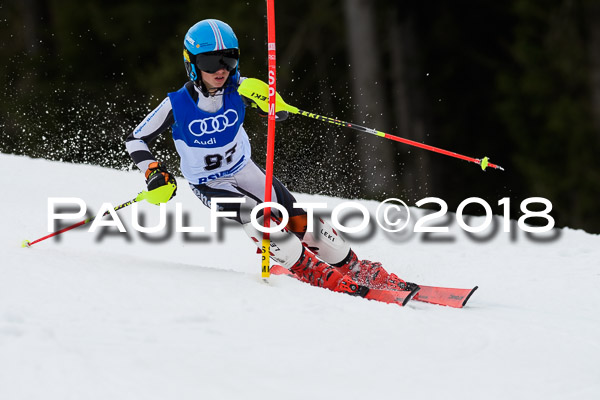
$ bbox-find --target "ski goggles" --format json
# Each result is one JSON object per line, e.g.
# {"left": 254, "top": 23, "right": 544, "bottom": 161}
{"left": 195, "top": 49, "right": 239, "bottom": 74}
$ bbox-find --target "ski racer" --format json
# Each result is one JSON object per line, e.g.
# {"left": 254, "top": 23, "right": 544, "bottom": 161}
{"left": 125, "top": 19, "right": 418, "bottom": 297}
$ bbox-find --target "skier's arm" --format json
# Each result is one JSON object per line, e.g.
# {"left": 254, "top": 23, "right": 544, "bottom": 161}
{"left": 125, "top": 97, "right": 178, "bottom": 201}
{"left": 125, "top": 97, "right": 174, "bottom": 173}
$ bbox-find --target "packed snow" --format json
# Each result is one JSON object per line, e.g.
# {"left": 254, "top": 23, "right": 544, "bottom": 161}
{"left": 1, "top": 153, "right": 599, "bottom": 399}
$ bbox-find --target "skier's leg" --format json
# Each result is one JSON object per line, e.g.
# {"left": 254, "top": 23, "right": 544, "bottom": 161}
{"left": 189, "top": 161, "right": 301, "bottom": 224}
{"left": 241, "top": 215, "right": 303, "bottom": 269}
{"left": 190, "top": 161, "right": 305, "bottom": 265}
{"left": 230, "top": 165, "right": 405, "bottom": 291}
{"left": 292, "top": 216, "right": 417, "bottom": 291}
{"left": 296, "top": 215, "right": 410, "bottom": 289}
{"left": 300, "top": 217, "right": 351, "bottom": 265}
{"left": 241, "top": 218, "right": 366, "bottom": 295}
{"left": 298, "top": 214, "right": 418, "bottom": 291}
{"left": 190, "top": 178, "right": 301, "bottom": 272}
{"left": 227, "top": 160, "right": 305, "bottom": 224}
{"left": 190, "top": 162, "right": 366, "bottom": 295}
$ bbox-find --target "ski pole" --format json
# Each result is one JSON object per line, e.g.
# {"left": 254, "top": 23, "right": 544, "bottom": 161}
{"left": 22, "top": 183, "right": 176, "bottom": 248}
{"left": 238, "top": 78, "right": 504, "bottom": 171}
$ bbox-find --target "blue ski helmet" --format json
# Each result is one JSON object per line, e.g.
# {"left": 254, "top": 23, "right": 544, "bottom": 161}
{"left": 183, "top": 19, "right": 239, "bottom": 85}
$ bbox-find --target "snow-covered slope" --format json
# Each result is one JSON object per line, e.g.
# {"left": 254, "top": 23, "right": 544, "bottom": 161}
{"left": 1, "top": 153, "right": 599, "bottom": 400}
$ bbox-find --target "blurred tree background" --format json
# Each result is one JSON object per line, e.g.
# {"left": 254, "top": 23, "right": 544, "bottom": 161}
{"left": 1, "top": 0, "right": 600, "bottom": 233}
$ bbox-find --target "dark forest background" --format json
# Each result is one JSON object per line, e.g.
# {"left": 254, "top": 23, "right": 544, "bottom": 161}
{"left": 2, "top": 0, "right": 600, "bottom": 233}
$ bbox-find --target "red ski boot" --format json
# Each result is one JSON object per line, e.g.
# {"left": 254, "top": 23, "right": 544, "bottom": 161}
{"left": 290, "top": 248, "right": 369, "bottom": 297}
{"left": 333, "top": 250, "right": 419, "bottom": 292}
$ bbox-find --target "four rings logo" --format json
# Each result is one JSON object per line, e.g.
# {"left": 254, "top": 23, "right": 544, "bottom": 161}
{"left": 188, "top": 109, "right": 239, "bottom": 137}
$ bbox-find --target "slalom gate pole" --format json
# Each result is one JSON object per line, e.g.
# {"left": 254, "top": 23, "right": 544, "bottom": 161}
{"left": 22, "top": 184, "right": 176, "bottom": 248}
{"left": 261, "top": 0, "right": 277, "bottom": 278}
{"left": 238, "top": 78, "right": 505, "bottom": 171}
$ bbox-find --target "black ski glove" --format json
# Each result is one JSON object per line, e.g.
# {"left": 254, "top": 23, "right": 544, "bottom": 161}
{"left": 242, "top": 96, "right": 289, "bottom": 121}
{"left": 145, "top": 162, "right": 177, "bottom": 199}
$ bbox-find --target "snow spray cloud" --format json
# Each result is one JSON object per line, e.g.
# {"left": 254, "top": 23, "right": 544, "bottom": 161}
{"left": 47, "top": 196, "right": 559, "bottom": 244}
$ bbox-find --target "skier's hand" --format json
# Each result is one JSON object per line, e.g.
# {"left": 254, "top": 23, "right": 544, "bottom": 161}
{"left": 242, "top": 95, "right": 289, "bottom": 121}
{"left": 241, "top": 94, "right": 260, "bottom": 110}
{"left": 274, "top": 110, "right": 289, "bottom": 121}
{"left": 145, "top": 162, "right": 177, "bottom": 200}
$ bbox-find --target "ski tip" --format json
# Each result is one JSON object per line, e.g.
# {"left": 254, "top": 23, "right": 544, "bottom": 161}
{"left": 462, "top": 286, "right": 479, "bottom": 307}
{"left": 22, "top": 239, "right": 31, "bottom": 248}
{"left": 403, "top": 286, "right": 421, "bottom": 306}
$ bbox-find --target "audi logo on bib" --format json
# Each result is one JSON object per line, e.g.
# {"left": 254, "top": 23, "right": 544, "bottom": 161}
{"left": 188, "top": 109, "right": 239, "bottom": 137}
